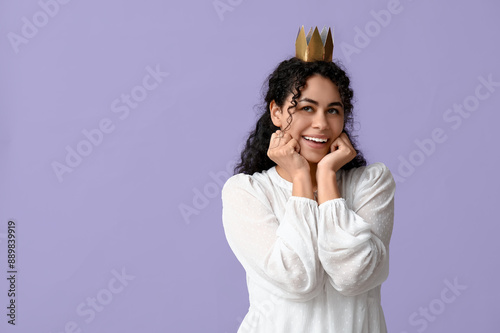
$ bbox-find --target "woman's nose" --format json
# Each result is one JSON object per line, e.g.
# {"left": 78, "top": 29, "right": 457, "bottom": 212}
{"left": 312, "top": 111, "right": 329, "bottom": 129}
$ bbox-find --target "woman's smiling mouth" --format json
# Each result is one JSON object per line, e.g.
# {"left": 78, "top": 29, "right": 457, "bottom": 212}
{"left": 302, "top": 135, "right": 329, "bottom": 148}
{"left": 303, "top": 136, "right": 328, "bottom": 143}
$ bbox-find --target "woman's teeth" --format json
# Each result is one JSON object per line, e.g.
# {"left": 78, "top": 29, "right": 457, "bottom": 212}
{"left": 303, "top": 136, "right": 327, "bottom": 143}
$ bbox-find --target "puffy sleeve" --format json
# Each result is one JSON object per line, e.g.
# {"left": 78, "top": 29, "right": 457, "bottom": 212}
{"left": 221, "top": 174, "right": 323, "bottom": 300}
{"left": 317, "top": 162, "right": 396, "bottom": 296}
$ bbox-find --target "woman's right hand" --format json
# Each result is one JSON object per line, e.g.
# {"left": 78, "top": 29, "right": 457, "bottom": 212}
{"left": 267, "top": 130, "right": 310, "bottom": 181}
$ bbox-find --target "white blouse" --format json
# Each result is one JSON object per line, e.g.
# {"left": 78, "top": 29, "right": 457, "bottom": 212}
{"left": 221, "top": 162, "right": 396, "bottom": 333}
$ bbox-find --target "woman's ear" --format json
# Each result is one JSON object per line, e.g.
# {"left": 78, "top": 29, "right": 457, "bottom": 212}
{"left": 269, "top": 100, "right": 282, "bottom": 128}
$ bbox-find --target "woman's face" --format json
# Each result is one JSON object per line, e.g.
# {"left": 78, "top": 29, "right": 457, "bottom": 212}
{"left": 270, "top": 74, "right": 345, "bottom": 164}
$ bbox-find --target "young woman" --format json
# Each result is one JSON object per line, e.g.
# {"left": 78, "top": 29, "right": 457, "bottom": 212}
{"left": 222, "top": 55, "right": 396, "bottom": 332}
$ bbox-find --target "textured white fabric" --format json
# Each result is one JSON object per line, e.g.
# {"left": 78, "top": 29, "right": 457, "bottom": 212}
{"left": 221, "top": 162, "right": 396, "bottom": 333}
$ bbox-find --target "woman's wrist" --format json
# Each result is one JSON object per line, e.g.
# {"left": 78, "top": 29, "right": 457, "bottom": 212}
{"left": 316, "top": 168, "right": 341, "bottom": 204}
{"left": 291, "top": 171, "right": 314, "bottom": 200}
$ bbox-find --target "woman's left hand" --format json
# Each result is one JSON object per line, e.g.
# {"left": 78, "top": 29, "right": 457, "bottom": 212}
{"left": 317, "top": 132, "right": 357, "bottom": 173}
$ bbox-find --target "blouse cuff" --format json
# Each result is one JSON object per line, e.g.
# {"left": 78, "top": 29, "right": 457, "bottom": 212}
{"left": 289, "top": 195, "right": 319, "bottom": 206}
{"left": 318, "top": 197, "right": 346, "bottom": 208}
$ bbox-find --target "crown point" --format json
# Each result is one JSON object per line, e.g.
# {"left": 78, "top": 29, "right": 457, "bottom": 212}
{"left": 324, "top": 28, "right": 334, "bottom": 62}
{"left": 295, "top": 26, "right": 334, "bottom": 62}
{"left": 308, "top": 27, "right": 324, "bottom": 62}
{"left": 295, "top": 26, "right": 308, "bottom": 62}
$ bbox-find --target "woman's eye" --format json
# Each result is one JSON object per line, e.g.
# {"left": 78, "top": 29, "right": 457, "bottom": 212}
{"left": 302, "top": 106, "right": 313, "bottom": 112}
{"left": 328, "top": 109, "right": 339, "bottom": 114}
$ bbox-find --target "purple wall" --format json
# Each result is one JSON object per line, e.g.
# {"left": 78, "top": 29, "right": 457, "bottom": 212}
{"left": 1, "top": 0, "right": 498, "bottom": 332}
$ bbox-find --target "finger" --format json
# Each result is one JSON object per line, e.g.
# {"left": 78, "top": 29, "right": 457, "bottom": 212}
{"left": 330, "top": 142, "right": 340, "bottom": 153}
{"left": 293, "top": 138, "right": 301, "bottom": 154}
{"left": 341, "top": 132, "right": 356, "bottom": 148}
{"left": 270, "top": 131, "right": 289, "bottom": 149}
{"left": 335, "top": 134, "right": 356, "bottom": 159}
{"left": 286, "top": 138, "right": 301, "bottom": 154}
{"left": 333, "top": 133, "right": 350, "bottom": 148}
{"left": 338, "top": 133, "right": 355, "bottom": 151}
{"left": 269, "top": 132, "right": 281, "bottom": 149}
{"left": 329, "top": 136, "right": 342, "bottom": 152}
{"left": 336, "top": 133, "right": 349, "bottom": 147}
{"left": 275, "top": 130, "right": 289, "bottom": 142}
{"left": 281, "top": 132, "right": 293, "bottom": 144}
{"left": 339, "top": 132, "right": 350, "bottom": 143}
{"left": 274, "top": 132, "right": 291, "bottom": 147}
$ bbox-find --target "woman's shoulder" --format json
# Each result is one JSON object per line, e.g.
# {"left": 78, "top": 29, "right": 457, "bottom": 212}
{"left": 342, "top": 162, "right": 396, "bottom": 191}
{"left": 222, "top": 168, "right": 275, "bottom": 198}
{"left": 222, "top": 173, "right": 252, "bottom": 194}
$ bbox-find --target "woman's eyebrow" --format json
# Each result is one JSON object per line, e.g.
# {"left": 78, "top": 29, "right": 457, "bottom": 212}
{"left": 298, "top": 98, "right": 343, "bottom": 108}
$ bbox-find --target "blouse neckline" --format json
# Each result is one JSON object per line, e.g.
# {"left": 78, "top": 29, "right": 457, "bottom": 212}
{"left": 267, "top": 166, "right": 342, "bottom": 192}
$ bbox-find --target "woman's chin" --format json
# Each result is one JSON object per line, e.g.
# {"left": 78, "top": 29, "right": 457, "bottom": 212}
{"left": 302, "top": 152, "right": 328, "bottom": 164}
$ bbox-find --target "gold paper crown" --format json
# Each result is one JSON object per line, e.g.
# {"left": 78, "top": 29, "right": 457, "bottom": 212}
{"left": 295, "top": 26, "right": 334, "bottom": 62}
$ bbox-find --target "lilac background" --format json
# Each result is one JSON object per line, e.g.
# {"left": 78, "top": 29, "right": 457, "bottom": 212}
{"left": 1, "top": 0, "right": 499, "bottom": 332}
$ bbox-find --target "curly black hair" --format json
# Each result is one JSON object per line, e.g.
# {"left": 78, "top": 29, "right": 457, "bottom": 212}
{"left": 233, "top": 57, "right": 367, "bottom": 175}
